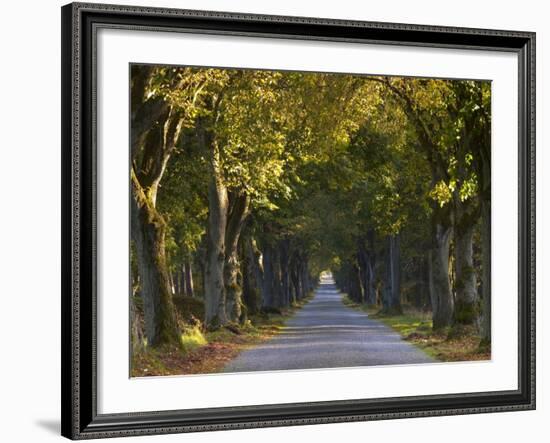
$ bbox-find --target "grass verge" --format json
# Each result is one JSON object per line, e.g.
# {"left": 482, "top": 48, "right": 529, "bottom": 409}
{"left": 131, "top": 295, "right": 314, "bottom": 377}
{"left": 342, "top": 295, "right": 491, "bottom": 362}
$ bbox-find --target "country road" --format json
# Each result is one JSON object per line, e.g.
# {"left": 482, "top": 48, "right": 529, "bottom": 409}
{"left": 224, "top": 275, "right": 434, "bottom": 373}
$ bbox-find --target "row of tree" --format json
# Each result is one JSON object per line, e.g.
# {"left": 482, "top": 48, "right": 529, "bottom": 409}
{"left": 330, "top": 78, "right": 491, "bottom": 341}
{"left": 130, "top": 65, "right": 491, "bottom": 350}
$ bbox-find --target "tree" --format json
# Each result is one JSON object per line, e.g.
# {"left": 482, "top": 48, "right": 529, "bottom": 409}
{"left": 130, "top": 65, "right": 183, "bottom": 347}
{"left": 375, "top": 78, "right": 458, "bottom": 329}
{"left": 375, "top": 77, "right": 491, "bottom": 332}
{"left": 130, "top": 65, "right": 223, "bottom": 345}
{"left": 196, "top": 70, "right": 296, "bottom": 327}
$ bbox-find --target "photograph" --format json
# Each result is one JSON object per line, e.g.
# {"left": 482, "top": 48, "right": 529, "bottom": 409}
{"left": 129, "top": 64, "right": 492, "bottom": 377}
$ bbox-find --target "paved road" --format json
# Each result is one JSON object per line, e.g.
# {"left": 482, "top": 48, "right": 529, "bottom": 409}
{"left": 224, "top": 275, "right": 434, "bottom": 373}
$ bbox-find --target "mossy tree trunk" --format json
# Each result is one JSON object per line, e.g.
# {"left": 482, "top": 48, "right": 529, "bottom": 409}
{"left": 224, "top": 192, "right": 250, "bottom": 323}
{"left": 429, "top": 221, "right": 454, "bottom": 330}
{"left": 130, "top": 65, "right": 184, "bottom": 347}
{"left": 130, "top": 294, "right": 144, "bottom": 355}
{"left": 204, "top": 149, "right": 229, "bottom": 329}
{"left": 453, "top": 197, "right": 479, "bottom": 326}
{"left": 131, "top": 173, "right": 181, "bottom": 346}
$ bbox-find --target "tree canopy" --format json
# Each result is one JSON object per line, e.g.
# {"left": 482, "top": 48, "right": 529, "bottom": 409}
{"left": 130, "top": 64, "right": 491, "bottom": 353}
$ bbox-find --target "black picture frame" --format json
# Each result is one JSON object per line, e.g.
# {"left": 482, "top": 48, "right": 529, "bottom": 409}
{"left": 61, "top": 2, "right": 536, "bottom": 439}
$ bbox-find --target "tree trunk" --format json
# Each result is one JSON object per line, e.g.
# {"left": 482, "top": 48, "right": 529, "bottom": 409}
{"left": 224, "top": 193, "right": 250, "bottom": 323}
{"left": 357, "top": 240, "right": 368, "bottom": 304}
{"left": 454, "top": 221, "right": 478, "bottom": 325}
{"left": 184, "top": 261, "right": 194, "bottom": 297}
{"left": 365, "top": 230, "right": 377, "bottom": 305}
{"left": 382, "top": 234, "right": 402, "bottom": 314}
{"left": 349, "top": 261, "right": 363, "bottom": 303}
{"left": 279, "top": 240, "right": 291, "bottom": 308}
{"left": 130, "top": 177, "right": 180, "bottom": 346}
{"left": 169, "top": 271, "right": 176, "bottom": 295}
{"left": 197, "top": 257, "right": 206, "bottom": 299}
{"left": 289, "top": 271, "right": 297, "bottom": 305}
{"left": 172, "top": 269, "right": 179, "bottom": 295}
{"left": 130, "top": 66, "right": 187, "bottom": 348}
{"left": 261, "top": 243, "right": 276, "bottom": 309}
{"left": 242, "top": 235, "right": 261, "bottom": 315}
{"left": 290, "top": 255, "right": 301, "bottom": 302}
{"left": 365, "top": 259, "right": 376, "bottom": 305}
{"left": 300, "top": 256, "right": 310, "bottom": 299}
{"left": 204, "top": 169, "right": 229, "bottom": 329}
{"left": 272, "top": 247, "right": 283, "bottom": 308}
{"left": 224, "top": 252, "right": 242, "bottom": 322}
{"left": 430, "top": 223, "right": 454, "bottom": 329}
{"left": 130, "top": 295, "right": 144, "bottom": 355}
{"left": 296, "top": 259, "right": 304, "bottom": 300}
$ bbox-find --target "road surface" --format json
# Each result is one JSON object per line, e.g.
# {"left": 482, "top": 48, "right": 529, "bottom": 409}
{"left": 223, "top": 275, "right": 434, "bottom": 373}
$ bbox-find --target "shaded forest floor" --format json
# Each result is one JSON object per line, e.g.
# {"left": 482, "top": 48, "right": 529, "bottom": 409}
{"left": 342, "top": 297, "right": 491, "bottom": 362}
{"left": 131, "top": 295, "right": 314, "bottom": 377}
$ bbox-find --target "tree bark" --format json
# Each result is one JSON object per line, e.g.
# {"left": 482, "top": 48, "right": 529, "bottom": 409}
{"left": 169, "top": 271, "right": 176, "bottom": 295}
{"left": 279, "top": 239, "right": 291, "bottom": 308}
{"left": 130, "top": 295, "right": 144, "bottom": 355}
{"left": 290, "top": 254, "right": 301, "bottom": 302}
{"left": 272, "top": 247, "right": 283, "bottom": 307}
{"left": 130, "top": 66, "right": 187, "bottom": 348}
{"left": 224, "top": 193, "right": 250, "bottom": 323}
{"left": 184, "top": 261, "right": 194, "bottom": 297}
{"left": 349, "top": 261, "right": 363, "bottom": 303}
{"left": 381, "top": 234, "right": 402, "bottom": 314}
{"left": 131, "top": 173, "right": 180, "bottom": 346}
{"left": 242, "top": 235, "right": 261, "bottom": 315}
{"left": 261, "top": 243, "right": 276, "bottom": 309}
{"left": 204, "top": 153, "right": 229, "bottom": 329}
{"left": 300, "top": 256, "right": 311, "bottom": 298}
{"left": 363, "top": 230, "right": 377, "bottom": 305}
{"left": 174, "top": 268, "right": 181, "bottom": 295}
{"left": 357, "top": 240, "right": 369, "bottom": 303}
{"left": 454, "top": 217, "right": 478, "bottom": 325}
{"left": 430, "top": 222, "right": 454, "bottom": 329}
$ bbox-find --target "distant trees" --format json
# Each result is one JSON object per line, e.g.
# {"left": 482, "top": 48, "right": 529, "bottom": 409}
{"left": 130, "top": 64, "right": 491, "bottom": 351}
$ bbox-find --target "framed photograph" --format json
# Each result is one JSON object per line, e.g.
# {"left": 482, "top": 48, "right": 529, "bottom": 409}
{"left": 61, "top": 2, "right": 535, "bottom": 439}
